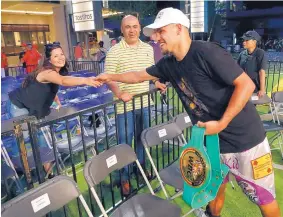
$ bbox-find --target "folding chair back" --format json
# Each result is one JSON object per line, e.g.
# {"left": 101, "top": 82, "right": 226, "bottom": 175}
{"left": 173, "top": 112, "right": 192, "bottom": 145}
{"left": 67, "top": 89, "right": 89, "bottom": 100}
{"left": 251, "top": 93, "right": 271, "bottom": 105}
{"left": 272, "top": 91, "right": 283, "bottom": 103}
{"left": 84, "top": 144, "right": 137, "bottom": 186}
{"left": 272, "top": 91, "right": 283, "bottom": 124}
{"left": 1, "top": 94, "right": 9, "bottom": 102}
{"left": 174, "top": 112, "right": 192, "bottom": 131}
{"left": 141, "top": 121, "right": 182, "bottom": 148}
{"left": 1, "top": 175, "right": 93, "bottom": 217}
{"left": 83, "top": 144, "right": 158, "bottom": 217}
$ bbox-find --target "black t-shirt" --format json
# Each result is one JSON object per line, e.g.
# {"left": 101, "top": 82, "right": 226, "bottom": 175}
{"left": 146, "top": 41, "right": 265, "bottom": 154}
{"left": 237, "top": 48, "right": 267, "bottom": 92}
{"left": 9, "top": 79, "right": 59, "bottom": 119}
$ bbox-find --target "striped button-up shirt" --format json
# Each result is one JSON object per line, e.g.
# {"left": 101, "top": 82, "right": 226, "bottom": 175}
{"left": 105, "top": 38, "right": 155, "bottom": 114}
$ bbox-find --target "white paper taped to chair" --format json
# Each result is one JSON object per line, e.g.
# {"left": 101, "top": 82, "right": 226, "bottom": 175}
{"left": 106, "top": 155, "right": 117, "bottom": 168}
{"left": 158, "top": 129, "right": 167, "bottom": 138}
{"left": 31, "top": 193, "right": 51, "bottom": 213}
{"left": 184, "top": 116, "right": 191, "bottom": 123}
{"left": 251, "top": 95, "right": 259, "bottom": 101}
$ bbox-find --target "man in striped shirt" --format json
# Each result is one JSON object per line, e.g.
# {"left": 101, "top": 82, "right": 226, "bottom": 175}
{"left": 105, "top": 15, "right": 165, "bottom": 196}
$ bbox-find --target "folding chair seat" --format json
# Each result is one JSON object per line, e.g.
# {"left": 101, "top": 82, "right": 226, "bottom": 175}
{"left": 152, "top": 103, "right": 174, "bottom": 113}
{"left": 267, "top": 91, "right": 283, "bottom": 158}
{"left": 1, "top": 85, "right": 16, "bottom": 94}
{"left": 1, "top": 175, "right": 93, "bottom": 217}
{"left": 98, "top": 92, "right": 113, "bottom": 104}
{"left": 83, "top": 144, "right": 181, "bottom": 217}
{"left": 72, "top": 98, "right": 101, "bottom": 111}
{"left": 87, "top": 85, "right": 108, "bottom": 95}
{"left": 83, "top": 72, "right": 97, "bottom": 77}
{"left": 1, "top": 76, "right": 15, "bottom": 83}
{"left": 1, "top": 94, "right": 10, "bottom": 103}
{"left": 1, "top": 113, "right": 11, "bottom": 120}
{"left": 57, "top": 135, "right": 96, "bottom": 165}
{"left": 67, "top": 89, "right": 90, "bottom": 103}
{"left": 16, "top": 74, "right": 26, "bottom": 80}
{"left": 2, "top": 102, "right": 8, "bottom": 114}
{"left": 77, "top": 70, "right": 89, "bottom": 74}
{"left": 272, "top": 91, "right": 283, "bottom": 124}
{"left": 59, "top": 85, "right": 71, "bottom": 91}
{"left": 250, "top": 92, "right": 283, "bottom": 158}
{"left": 2, "top": 132, "right": 55, "bottom": 172}
{"left": 54, "top": 117, "right": 81, "bottom": 134}
{"left": 1, "top": 143, "right": 24, "bottom": 198}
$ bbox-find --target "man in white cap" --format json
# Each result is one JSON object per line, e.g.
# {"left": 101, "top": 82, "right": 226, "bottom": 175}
{"left": 96, "top": 8, "right": 280, "bottom": 217}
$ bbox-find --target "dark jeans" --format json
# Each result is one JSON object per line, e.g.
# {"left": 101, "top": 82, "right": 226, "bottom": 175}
{"left": 117, "top": 108, "right": 149, "bottom": 181}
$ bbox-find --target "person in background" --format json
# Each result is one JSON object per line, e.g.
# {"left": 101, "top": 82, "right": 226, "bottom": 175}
{"left": 110, "top": 38, "right": 117, "bottom": 48}
{"left": 1, "top": 48, "right": 9, "bottom": 77}
{"left": 9, "top": 42, "right": 101, "bottom": 119}
{"left": 19, "top": 43, "right": 27, "bottom": 74}
{"left": 148, "top": 35, "right": 167, "bottom": 93}
{"left": 8, "top": 42, "right": 102, "bottom": 177}
{"left": 95, "top": 41, "right": 107, "bottom": 72}
{"left": 75, "top": 41, "right": 84, "bottom": 70}
{"left": 22, "top": 43, "right": 42, "bottom": 73}
{"left": 96, "top": 41, "right": 107, "bottom": 62}
{"left": 74, "top": 42, "right": 84, "bottom": 61}
{"left": 238, "top": 30, "right": 267, "bottom": 98}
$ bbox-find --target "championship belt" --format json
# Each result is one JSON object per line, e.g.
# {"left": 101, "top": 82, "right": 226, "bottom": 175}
{"left": 180, "top": 126, "right": 229, "bottom": 209}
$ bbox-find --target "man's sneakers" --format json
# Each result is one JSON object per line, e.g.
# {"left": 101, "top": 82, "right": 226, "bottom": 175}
{"left": 194, "top": 208, "right": 209, "bottom": 217}
{"left": 193, "top": 206, "right": 221, "bottom": 217}
{"left": 204, "top": 205, "right": 221, "bottom": 217}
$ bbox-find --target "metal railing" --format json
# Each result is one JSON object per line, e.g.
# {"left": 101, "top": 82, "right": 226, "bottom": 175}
{"left": 5, "top": 65, "right": 38, "bottom": 77}
{"left": 3, "top": 61, "right": 104, "bottom": 77}
{"left": 68, "top": 60, "right": 104, "bottom": 75}
{"left": 3, "top": 60, "right": 283, "bottom": 94}
{"left": 1, "top": 87, "right": 187, "bottom": 216}
{"left": 266, "top": 61, "right": 283, "bottom": 93}
{"left": 1, "top": 60, "right": 282, "bottom": 215}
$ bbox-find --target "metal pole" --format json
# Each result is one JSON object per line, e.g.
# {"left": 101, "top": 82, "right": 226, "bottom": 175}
{"left": 64, "top": 1, "right": 74, "bottom": 60}
{"left": 14, "top": 119, "right": 33, "bottom": 189}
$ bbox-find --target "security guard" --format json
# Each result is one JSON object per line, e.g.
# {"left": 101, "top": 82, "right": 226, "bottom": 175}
{"left": 238, "top": 30, "right": 267, "bottom": 98}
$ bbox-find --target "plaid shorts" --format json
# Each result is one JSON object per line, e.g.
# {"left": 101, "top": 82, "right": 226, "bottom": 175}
{"left": 221, "top": 137, "right": 276, "bottom": 205}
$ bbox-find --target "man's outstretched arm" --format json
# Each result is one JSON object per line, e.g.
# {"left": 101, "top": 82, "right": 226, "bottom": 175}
{"left": 96, "top": 69, "right": 158, "bottom": 84}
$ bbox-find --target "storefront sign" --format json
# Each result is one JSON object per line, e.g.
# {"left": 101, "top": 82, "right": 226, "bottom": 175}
{"left": 190, "top": 0, "right": 208, "bottom": 33}
{"left": 72, "top": 0, "right": 95, "bottom": 32}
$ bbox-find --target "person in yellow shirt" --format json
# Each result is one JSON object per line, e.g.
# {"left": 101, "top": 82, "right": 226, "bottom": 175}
{"left": 105, "top": 15, "right": 165, "bottom": 196}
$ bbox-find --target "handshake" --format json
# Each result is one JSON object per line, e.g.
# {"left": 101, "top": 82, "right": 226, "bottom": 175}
{"left": 86, "top": 74, "right": 113, "bottom": 87}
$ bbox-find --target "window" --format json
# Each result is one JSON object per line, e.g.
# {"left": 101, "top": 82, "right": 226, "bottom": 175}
{"left": 45, "top": 32, "right": 51, "bottom": 44}
{"left": 1, "top": 32, "right": 5, "bottom": 47}
{"left": 14, "top": 32, "right": 21, "bottom": 46}
{"left": 3, "top": 32, "right": 15, "bottom": 46}
{"left": 37, "top": 32, "right": 45, "bottom": 44}
{"left": 20, "top": 32, "right": 30, "bottom": 44}
{"left": 31, "top": 32, "right": 38, "bottom": 44}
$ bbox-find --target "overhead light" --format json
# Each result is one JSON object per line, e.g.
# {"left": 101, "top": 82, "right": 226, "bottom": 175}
{"left": 102, "top": 11, "right": 123, "bottom": 18}
{"left": 1, "top": 10, "right": 53, "bottom": 15}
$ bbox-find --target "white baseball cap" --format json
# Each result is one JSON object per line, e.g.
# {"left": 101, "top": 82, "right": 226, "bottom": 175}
{"left": 143, "top": 7, "right": 190, "bottom": 37}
